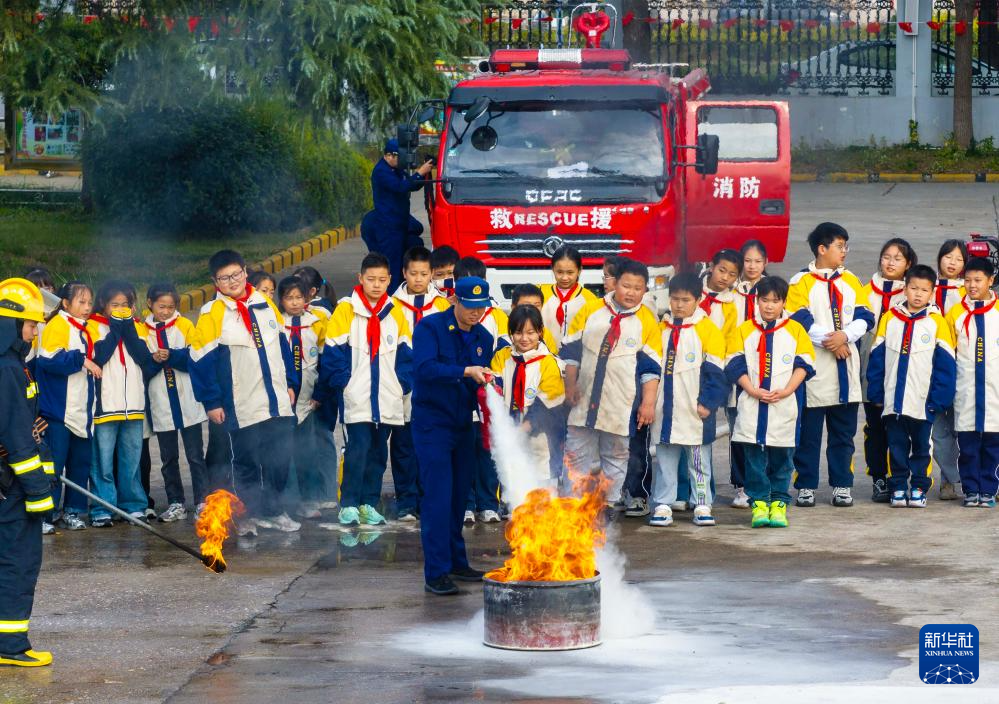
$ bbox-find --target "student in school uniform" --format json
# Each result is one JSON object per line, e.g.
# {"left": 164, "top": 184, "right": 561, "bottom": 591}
{"left": 541, "top": 246, "right": 598, "bottom": 353}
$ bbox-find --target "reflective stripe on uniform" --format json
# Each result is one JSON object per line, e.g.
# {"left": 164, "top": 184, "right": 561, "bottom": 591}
{"left": 25, "top": 382, "right": 38, "bottom": 399}
{"left": 41, "top": 461, "right": 55, "bottom": 475}
{"left": 0, "top": 620, "right": 29, "bottom": 633}
{"left": 10, "top": 455, "right": 41, "bottom": 475}
{"left": 25, "top": 496, "right": 54, "bottom": 513}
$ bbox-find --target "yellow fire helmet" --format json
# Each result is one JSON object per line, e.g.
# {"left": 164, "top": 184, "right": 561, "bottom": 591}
{"left": 0, "top": 278, "right": 46, "bottom": 323}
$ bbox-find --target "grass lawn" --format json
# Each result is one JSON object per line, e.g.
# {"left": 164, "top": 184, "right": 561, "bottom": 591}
{"left": 0, "top": 207, "right": 326, "bottom": 295}
{"left": 793, "top": 143, "right": 999, "bottom": 174}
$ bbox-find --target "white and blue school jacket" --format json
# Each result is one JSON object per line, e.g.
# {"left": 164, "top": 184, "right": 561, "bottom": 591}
{"left": 561, "top": 294, "right": 663, "bottom": 437}
{"left": 787, "top": 262, "right": 875, "bottom": 407}
{"left": 89, "top": 314, "right": 155, "bottom": 425}
{"left": 866, "top": 302, "right": 956, "bottom": 422}
{"left": 282, "top": 310, "right": 325, "bottom": 425}
{"left": 699, "top": 283, "right": 738, "bottom": 341}
{"left": 935, "top": 277, "right": 966, "bottom": 315}
{"left": 859, "top": 273, "right": 906, "bottom": 402}
{"left": 541, "top": 283, "right": 599, "bottom": 352}
{"left": 490, "top": 343, "right": 565, "bottom": 426}
{"left": 392, "top": 283, "right": 450, "bottom": 331}
{"left": 651, "top": 309, "right": 728, "bottom": 447}
{"left": 36, "top": 310, "right": 117, "bottom": 439}
{"left": 733, "top": 277, "right": 764, "bottom": 328}
{"left": 190, "top": 288, "right": 297, "bottom": 430}
{"left": 319, "top": 290, "right": 413, "bottom": 426}
{"left": 725, "top": 315, "right": 816, "bottom": 447}
{"left": 144, "top": 313, "right": 207, "bottom": 433}
{"left": 947, "top": 295, "right": 999, "bottom": 433}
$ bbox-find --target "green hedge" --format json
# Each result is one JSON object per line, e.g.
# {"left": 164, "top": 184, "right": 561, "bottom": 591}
{"left": 82, "top": 101, "right": 371, "bottom": 235}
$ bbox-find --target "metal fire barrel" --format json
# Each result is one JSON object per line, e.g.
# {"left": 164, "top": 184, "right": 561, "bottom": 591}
{"left": 482, "top": 575, "right": 601, "bottom": 651}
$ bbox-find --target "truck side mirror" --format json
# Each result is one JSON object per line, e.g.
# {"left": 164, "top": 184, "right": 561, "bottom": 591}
{"left": 396, "top": 124, "right": 421, "bottom": 170}
{"left": 695, "top": 133, "right": 720, "bottom": 175}
{"left": 464, "top": 96, "right": 492, "bottom": 124}
{"left": 417, "top": 106, "right": 436, "bottom": 124}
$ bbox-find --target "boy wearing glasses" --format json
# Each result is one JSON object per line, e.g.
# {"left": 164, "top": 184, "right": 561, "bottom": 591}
{"left": 190, "top": 250, "right": 299, "bottom": 535}
{"left": 786, "top": 223, "right": 875, "bottom": 508}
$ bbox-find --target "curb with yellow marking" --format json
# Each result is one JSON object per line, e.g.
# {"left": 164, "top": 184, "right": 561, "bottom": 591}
{"left": 177, "top": 225, "right": 360, "bottom": 314}
{"left": 792, "top": 172, "right": 999, "bottom": 184}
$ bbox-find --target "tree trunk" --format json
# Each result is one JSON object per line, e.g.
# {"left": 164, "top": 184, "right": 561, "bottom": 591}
{"left": 953, "top": 0, "right": 975, "bottom": 148}
{"left": 622, "top": 0, "right": 652, "bottom": 64}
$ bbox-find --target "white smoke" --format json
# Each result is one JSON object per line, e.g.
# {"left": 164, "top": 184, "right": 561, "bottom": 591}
{"left": 483, "top": 383, "right": 656, "bottom": 640}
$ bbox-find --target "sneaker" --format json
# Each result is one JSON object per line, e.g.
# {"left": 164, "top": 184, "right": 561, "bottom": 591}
{"left": 648, "top": 504, "right": 673, "bottom": 527}
{"left": 871, "top": 478, "right": 890, "bottom": 503}
{"left": 669, "top": 500, "right": 689, "bottom": 512}
{"left": 463, "top": 510, "right": 476, "bottom": 524}
{"left": 259, "top": 513, "right": 301, "bottom": 532}
{"left": 731, "top": 487, "right": 750, "bottom": 509}
{"left": 768, "top": 501, "right": 789, "bottom": 528}
{"left": 963, "top": 493, "right": 981, "bottom": 508}
{"left": 338, "top": 506, "right": 361, "bottom": 526}
{"left": 397, "top": 511, "right": 419, "bottom": 522}
{"left": 0, "top": 649, "right": 53, "bottom": 667}
{"left": 625, "top": 497, "right": 650, "bottom": 517}
{"left": 41, "top": 521, "right": 55, "bottom": 535}
{"left": 158, "top": 503, "right": 187, "bottom": 523}
{"left": 91, "top": 516, "right": 113, "bottom": 528}
{"left": 795, "top": 488, "right": 816, "bottom": 508}
{"left": 143, "top": 507, "right": 157, "bottom": 521}
{"left": 939, "top": 481, "right": 959, "bottom": 501}
{"left": 296, "top": 501, "right": 322, "bottom": 519}
{"left": 194, "top": 503, "right": 206, "bottom": 521}
{"left": 611, "top": 499, "right": 628, "bottom": 512}
{"left": 128, "top": 511, "right": 147, "bottom": 522}
{"left": 450, "top": 566, "right": 486, "bottom": 582}
{"left": 831, "top": 487, "right": 854, "bottom": 507}
{"left": 980, "top": 495, "right": 996, "bottom": 508}
{"left": 62, "top": 513, "right": 86, "bottom": 531}
{"left": 359, "top": 504, "right": 387, "bottom": 526}
{"left": 890, "top": 490, "right": 908, "bottom": 507}
{"left": 236, "top": 517, "right": 258, "bottom": 537}
{"left": 478, "top": 510, "right": 501, "bottom": 523}
{"left": 750, "top": 500, "right": 770, "bottom": 528}
{"left": 424, "top": 575, "right": 460, "bottom": 596}
{"left": 692, "top": 504, "right": 716, "bottom": 526}
{"left": 908, "top": 488, "right": 927, "bottom": 508}
{"left": 316, "top": 500, "right": 340, "bottom": 510}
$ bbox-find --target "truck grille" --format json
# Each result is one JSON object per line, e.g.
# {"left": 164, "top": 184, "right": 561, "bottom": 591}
{"left": 476, "top": 234, "right": 633, "bottom": 259}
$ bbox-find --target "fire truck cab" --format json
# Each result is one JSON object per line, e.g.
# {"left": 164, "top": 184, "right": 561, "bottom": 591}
{"left": 409, "top": 44, "right": 791, "bottom": 310}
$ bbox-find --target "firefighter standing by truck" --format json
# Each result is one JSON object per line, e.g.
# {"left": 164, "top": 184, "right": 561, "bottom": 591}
{"left": 0, "top": 277, "right": 54, "bottom": 667}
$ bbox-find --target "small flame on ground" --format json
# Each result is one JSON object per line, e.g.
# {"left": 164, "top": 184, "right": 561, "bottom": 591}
{"left": 485, "top": 471, "right": 609, "bottom": 583}
{"left": 195, "top": 489, "right": 246, "bottom": 572}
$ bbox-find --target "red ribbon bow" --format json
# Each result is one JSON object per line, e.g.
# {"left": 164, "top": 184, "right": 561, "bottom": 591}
{"left": 663, "top": 319, "right": 693, "bottom": 374}
{"left": 397, "top": 296, "right": 437, "bottom": 325}
{"left": 66, "top": 315, "right": 94, "bottom": 360}
{"left": 219, "top": 285, "right": 256, "bottom": 336}
{"left": 698, "top": 290, "right": 719, "bottom": 316}
{"left": 355, "top": 286, "right": 389, "bottom": 360}
{"left": 145, "top": 318, "right": 178, "bottom": 351}
{"left": 961, "top": 297, "right": 997, "bottom": 337}
{"left": 870, "top": 279, "right": 903, "bottom": 321}
{"left": 936, "top": 279, "right": 960, "bottom": 311}
{"left": 554, "top": 285, "right": 579, "bottom": 328}
{"left": 810, "top": 272, "right": 843, "bottom": 330}
{"left": 90, "top": 314, "right": 127, "bottom": 365}
{"left": 603, "top": 303, "right": 635, "bottom": 352}
{"left": 511, "top": 354, "right": 545, "bottom": 413}
{"left": 753, "top": 319, "right": 790, "bottom": 385}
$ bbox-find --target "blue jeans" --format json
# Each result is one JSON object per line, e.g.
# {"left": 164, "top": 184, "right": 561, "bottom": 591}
{"left": 45, "top": 419, "right": 91, "bottom": 517}
{"left": 91, "top": 420, "right": 147, "bottom": 519}
{"left": 342, "top": 422, "right": 392, "bottom": 508}
{"left": 742, "top": 443, "right": 795, "bottom": 503}
{"left": 884, "top": 414, "right": 933, "bottom": 493}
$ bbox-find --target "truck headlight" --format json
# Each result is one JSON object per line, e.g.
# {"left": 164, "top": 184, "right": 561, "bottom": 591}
{"left": 650, "top": 275, "right": 669, "bottom": 291}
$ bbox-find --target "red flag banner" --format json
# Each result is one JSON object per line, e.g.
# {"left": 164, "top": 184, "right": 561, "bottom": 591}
{"left": 210, "top": 19, "right": 220, "bottom": 37}
{"left": 898, "top": 21, "right": 913, "bottom": 32}
{"left": 753, "top": 18, "right": 769, "bottom": 28}
{"left": 866, "top": 21, "right": 881, "bottom": 33}
{"left": 698, "top": 19, "right": 713, "bottom": 29}
{"left": 779, "top": 19, "right": 795, "bottom": 31}
{"left": 187, "top": 16, "right": 201, "bottom": 32}
{"left": 927, "top": 20, "right": 942, "bottom": 30}
{"left": 622, "top": 11, "right": 635, "bottom": 26}
{"left": 483, "top": 16, "right": 497, "bottom": 24}
{"left": 955, "top": 19, "right": 968, "bottom": 35}
{"left": 723, "top": 17, "right": 739, "bottom": 28}
{"left": 841, "top": 19, "right": 857, "bottom": 28}
{"left": 511, "top": 18, "right": 524, "bottom": 29}
{"left": 804, "top": 19, "right": 821, "bottom": 29}
{"left": 671, "top": 18, "right": 685, "bottom": 30}
{"left": 83, "top": 15, "right": 97, "bottom": 24}
{"left": 539, "top": 15, "right": 553, "bottom": 22}
{"left": 163, "top": 16, "right": 176, "bottom": 32}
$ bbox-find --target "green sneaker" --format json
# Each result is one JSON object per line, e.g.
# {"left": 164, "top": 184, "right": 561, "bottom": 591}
{"left": 769, "top": 500, "right": 789, "bottom": 528}
{"left": 751, "top": 500, "right": 771, "bottom": 528}
{"left": 359, "top": 504, "right": 387, "bottom": 525}
{"left": 338, "top": 506, "right": 360, "bottom": 525}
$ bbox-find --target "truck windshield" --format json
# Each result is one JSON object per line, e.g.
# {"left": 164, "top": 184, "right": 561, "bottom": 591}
{"left": 444, "top": 104, "right": 665, "bottom": 183}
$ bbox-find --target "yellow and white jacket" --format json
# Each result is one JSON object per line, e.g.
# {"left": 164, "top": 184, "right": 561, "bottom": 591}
{"left": 490, "top": 343, "right": 565, "bottom": 425}
{"left": 90, "top": 314, "right": 153, "bottom": 425}
{"left": 699, "top": 283, "right": 738, "bottom": 341}
{"left": 725, "top": 315, "right": 816, "bottom": 447}
{"left": 947, "top": 295, "right": 999, "bottom": 433}
{"left": 190, "top": 288, "right": 297, "bottom": 430}
{"left": 935, "top": 277, "right": 966, "bottom": 315}
{"left": 478, "top": 305, "right": 511, "bottom": 353}
{"left": 319, "top": 289, "right": 413, "bottom": 426}
{"left": 282, "top": 310, "right": 325, "bottom": 425}
{"left": 541, "top": 283, "right": 599, "bottom": 351}
{"left": 144, "top": 313, "right": 207, "bottom": 433}
{"left": 787, "top": 262, "right": 874, "bottom": 407}
{"left": 36, "top": 311, "right": 106, "bottom": 438}
{"left": 652, "top": 309, "right": 728, "bottom": 446}
{"left": 392, "top": 283, "right": 450, "bottom": 331}
{"left": 859, "top": 273, "right": 907, "bottom": 402}
{"left": 866, "top": 303, "right": 956, "bottom": 421}
{"left": 561, "top": 294, "right": 663, "bottom": 437}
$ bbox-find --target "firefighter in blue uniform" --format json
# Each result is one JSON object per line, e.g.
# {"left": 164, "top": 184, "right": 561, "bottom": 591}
{"left": 413, "top": 277, "right": 495, "bottom": 595}
{"left": 362, "top": 138, "right": 433, "bottom": 290}
{"left": 0, "top": 278, "right": 55, "bottom": 667}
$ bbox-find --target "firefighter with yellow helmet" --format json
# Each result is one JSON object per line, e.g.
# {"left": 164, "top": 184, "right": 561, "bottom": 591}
{"left": 0, "top": 277, "right": 55, "bottom": 667}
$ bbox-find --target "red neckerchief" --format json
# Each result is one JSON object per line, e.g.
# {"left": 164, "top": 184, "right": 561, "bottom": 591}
{"left": 662, "top": 318, "right": 693, "bottom": 377}
{"left": 736, "top": 283, "right": 758, "bottom": 323}
{"left": 217, "top": 285, "right": 255, "bottom": 335}
{"left": 65, "top": 314, "right": 94, "bottom": 360}
{"left": 698, "top": 290, "right": 720, "bottom": 316}
{"left": 602, "top": 302, "right": 635, "bottom": 353}
{"left": 890, "top": 307, "right": 927, "bottom": 355}
{"left": 145, "top": 317, "right": 178, "bottom": 350}
{"left": 511, "top": 353, "right": 545, "bottom": 413}
{"left": 355, "top": 286, "right": 389, "bottom": 360}
{"left": 554, "top": 285, "right": 579, "bottom": 328}
{"left": 811, "top": 271, "right": 843, "bottom": 330}
{"left": 285, "top": 315, "right": 309, "bottom": 372}
{"left": 90, "top": 314, "right": 126, "bottom": 365}
{"left": 752, "top": 319, "right": 790, "bottom": 386}
{"left": 870, "top": 278, "right": 903, "bottom": 321}
{"left": 936, "top": 278, "right": 960, "bottom": 310}
{"left": 961, "top": 296, "right": 998, "bottom": 337}
{"left": 397, "top": 294, "right": 437, "bottom": 325}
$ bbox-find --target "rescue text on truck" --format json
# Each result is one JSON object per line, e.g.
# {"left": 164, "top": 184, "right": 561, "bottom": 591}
{"left": 398, "top": 9, "right": 791, "bottom": 310}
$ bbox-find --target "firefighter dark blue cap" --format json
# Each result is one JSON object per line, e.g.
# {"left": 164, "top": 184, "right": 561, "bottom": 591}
{"left": 384, "top": 138, "right": 399, "bottom": 154}
{"left": 455, "top": 277, "right": 490, "bottom": 308}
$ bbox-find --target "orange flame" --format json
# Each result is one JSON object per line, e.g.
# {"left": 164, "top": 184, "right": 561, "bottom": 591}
{"left": 195, "top": 489, "right": 246, "bottom": 571}
{"left": 485, "top": 472, "right": 609, "bottom": 582}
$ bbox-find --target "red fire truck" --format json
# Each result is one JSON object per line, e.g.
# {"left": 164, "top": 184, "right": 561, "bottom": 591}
{"left": 401, "top": 11, "right": 791, "bottom": 309}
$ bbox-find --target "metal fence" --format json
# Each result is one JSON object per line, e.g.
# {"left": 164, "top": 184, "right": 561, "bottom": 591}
{"left": 930, "top": 0, "right": 999, "bottom": 95}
